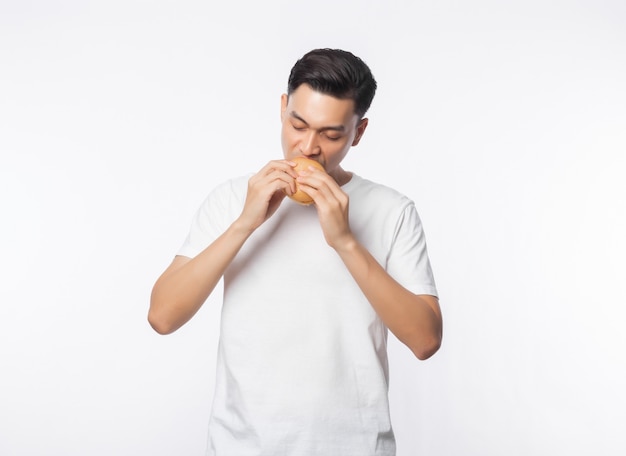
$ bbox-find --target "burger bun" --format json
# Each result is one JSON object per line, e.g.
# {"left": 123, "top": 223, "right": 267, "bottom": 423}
{"left": 287, "top": 157, "right": 325, "bottom": 205}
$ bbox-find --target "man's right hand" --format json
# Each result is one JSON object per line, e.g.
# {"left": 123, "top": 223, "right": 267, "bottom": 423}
{"left": 149, "top": 159, "right": 299, "bottom": 335}
{"left": 237, "top": 159, "right": 298, "bottom": 233}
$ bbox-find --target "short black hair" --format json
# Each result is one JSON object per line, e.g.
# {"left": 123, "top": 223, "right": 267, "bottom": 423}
{"left": 287, "top": 48, "right": 377, "bottom": 118}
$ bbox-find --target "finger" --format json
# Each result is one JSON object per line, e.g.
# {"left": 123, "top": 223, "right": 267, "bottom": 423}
{"left": 260, "top": 159, "right": 298, "bottom": 179}
{"left": 295, "top": 172, "right": 338, "bottom": 201}
{"left": 266, "top": 168, "right": 297, "bottom": 195}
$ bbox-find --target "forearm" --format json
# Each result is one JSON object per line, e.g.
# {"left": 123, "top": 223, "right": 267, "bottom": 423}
{"left": 148, "top": 219, "right": 252, "bottom": 334}
{"left": 335, "top": 238, "right": 443, "bottom": 360}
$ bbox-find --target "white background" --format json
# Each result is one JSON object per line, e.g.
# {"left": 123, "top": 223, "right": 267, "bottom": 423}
{"left": 1, "top": 1, "right": 625, "bottom": 455}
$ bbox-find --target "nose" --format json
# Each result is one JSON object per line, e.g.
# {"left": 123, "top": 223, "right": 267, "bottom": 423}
{"left": 300, "top": 131, "right": 320, "bottom": 157}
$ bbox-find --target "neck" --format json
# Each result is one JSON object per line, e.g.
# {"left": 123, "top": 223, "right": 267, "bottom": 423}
{"left": 329, "top": 167, "right": 352, "bottom": 186}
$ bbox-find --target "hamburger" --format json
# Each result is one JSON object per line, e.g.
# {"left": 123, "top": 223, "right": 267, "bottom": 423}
{"left": 287, "top": 156, "right": 325, "bottom": 205}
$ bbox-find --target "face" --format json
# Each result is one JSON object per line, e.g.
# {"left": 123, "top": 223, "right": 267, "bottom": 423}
{"left": 280, "top": 84, "right": 368, "bottom": 184}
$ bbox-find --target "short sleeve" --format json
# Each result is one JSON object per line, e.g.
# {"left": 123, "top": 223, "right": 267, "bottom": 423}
{"left": 177, "top": 176, "right": 249, "bottom": 259}
{"left": 386, "top": 203, "right": 438, "bottom": 298}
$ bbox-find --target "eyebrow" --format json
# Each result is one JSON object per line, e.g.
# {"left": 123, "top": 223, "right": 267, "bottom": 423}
{"left": 289, "top": 111, "right": 346, "bottom": 132}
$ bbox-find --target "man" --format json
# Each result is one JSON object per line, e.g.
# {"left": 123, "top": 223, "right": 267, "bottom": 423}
{"left": 149, "top": 48, "right": 442, "bottom": 456}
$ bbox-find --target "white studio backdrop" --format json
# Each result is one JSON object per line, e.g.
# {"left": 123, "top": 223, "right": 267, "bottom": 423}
{"left": 1, "top": 1, "right": 625, "bottom": 455}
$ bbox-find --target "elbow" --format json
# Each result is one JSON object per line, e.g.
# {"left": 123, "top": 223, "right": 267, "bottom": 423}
{"left": 147, "top": 307, "right": 178, "bottom": 335}
{"left": 148, "top": 285, "right": 182, "bottom": 335}
{"left": 411, "top": 334, "right": 442, "bottom": 361}
{"left": 148, "top": 312, "right": 174, "bottom": 336}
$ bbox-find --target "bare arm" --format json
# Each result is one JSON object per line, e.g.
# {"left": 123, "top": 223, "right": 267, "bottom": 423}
{"left": 297, "top": 168, "right": 443, "bottom": 359}
{"left": 334, "top": 240, "right": 442, "bottom": 360}
{"left": 148, "top": 220, "right": 252, "bottom": 334}
{"left": 148, "top": 159, "right": 298, "bottom": 334}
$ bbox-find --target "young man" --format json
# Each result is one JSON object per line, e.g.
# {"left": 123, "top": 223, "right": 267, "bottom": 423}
{"left": 149, "top": 48, "right": 442, "bottom": 456}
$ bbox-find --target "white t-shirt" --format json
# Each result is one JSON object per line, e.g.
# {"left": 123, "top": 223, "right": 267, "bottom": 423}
{"left": 178, "top": 173, "right": 438, "bottom": 456}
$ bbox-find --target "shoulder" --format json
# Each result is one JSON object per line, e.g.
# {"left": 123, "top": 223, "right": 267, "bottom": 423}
{"left": 345, "top": 174, "right": 423, "bottom": 242}
{"left": 190, "top": 173, "right": 252, "bottom": 228}
{"left": 347, "top": 173, "right": 414, "bottom": 211}
{"left": 200, "top": 173, "right": 251, "bottom": 207}
{"left": 211, "top": 173, "right": 251, "bottom": 197}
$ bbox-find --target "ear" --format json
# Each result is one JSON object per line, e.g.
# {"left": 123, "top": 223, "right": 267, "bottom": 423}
{"left": 280, "top": 94, "right": 288, "bottom": 121}
{"left": 351, "top": 118, "right": 369, "bottom": 146}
